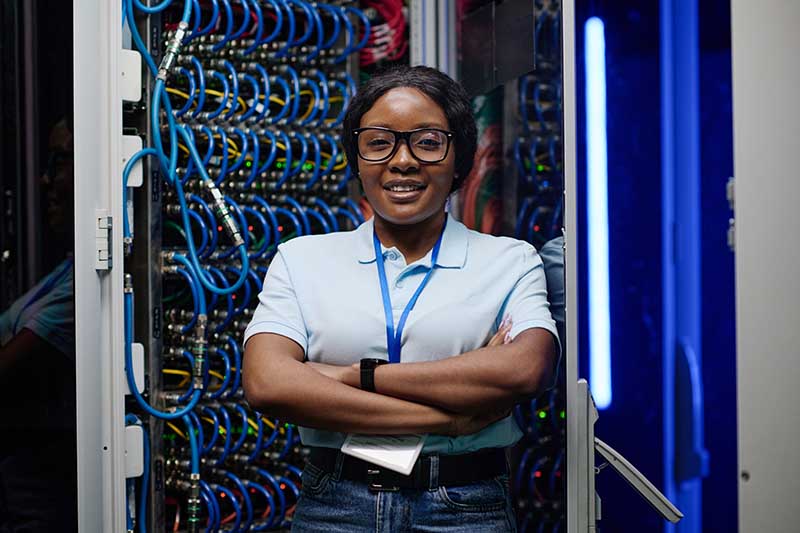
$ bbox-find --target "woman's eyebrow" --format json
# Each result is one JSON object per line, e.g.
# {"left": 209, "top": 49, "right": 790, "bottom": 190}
{"left": 360, "top": 122, "right": 449, "bottom": 130}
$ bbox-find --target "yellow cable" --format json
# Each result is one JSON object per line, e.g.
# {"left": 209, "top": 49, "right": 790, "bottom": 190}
{"left": 204, "top": 88, "right": 248, "bottom": 115}
{"left": 201, "top": 417, "right": 227, "bottom": 434}
{"left": 167, "top": 422, "right": 188, "bottom": 440}
{"left": 163, "top": 369, "right": 191, "bottom": 378}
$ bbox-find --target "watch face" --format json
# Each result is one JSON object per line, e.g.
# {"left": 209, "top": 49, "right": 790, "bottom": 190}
{"left": 361, "top": 358, "right": 387, "bottom": 370}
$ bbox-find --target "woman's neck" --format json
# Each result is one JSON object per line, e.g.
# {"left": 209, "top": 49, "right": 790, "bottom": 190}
{"left": 373, "top": 210, "right": 447, "bottom": 264}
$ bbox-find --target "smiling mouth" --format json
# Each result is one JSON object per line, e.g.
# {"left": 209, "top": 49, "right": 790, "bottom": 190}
{"left": 383, "top": 181, "right": 427, "bottom": 193}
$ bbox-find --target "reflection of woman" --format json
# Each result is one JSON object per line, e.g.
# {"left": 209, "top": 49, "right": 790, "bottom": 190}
{"left": 0, "top": 118, "right": 77, "bottom": 532}
{"left": 243, "top": 67, "right": 559, "bottom": 532}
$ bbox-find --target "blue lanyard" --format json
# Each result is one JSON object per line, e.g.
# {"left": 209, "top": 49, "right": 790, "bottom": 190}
{"left": 12, "top": 258, "right": 73, "bottom": 335}
{"left": 373, "top": 218, "right": 447, "bottom": 364}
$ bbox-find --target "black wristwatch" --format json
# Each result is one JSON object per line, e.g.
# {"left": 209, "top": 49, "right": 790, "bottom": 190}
{"left": 360, "top": 358, "right": 388, "bottom": 392}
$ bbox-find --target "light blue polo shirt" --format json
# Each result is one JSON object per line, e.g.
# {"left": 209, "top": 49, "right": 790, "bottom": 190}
{"left": 243, "top": 214, "right": 559, "bottom": 455}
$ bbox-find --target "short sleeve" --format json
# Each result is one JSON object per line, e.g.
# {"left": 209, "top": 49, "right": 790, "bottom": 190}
{"left": 501, "top": 243, "right": 561, "bottom": 357}
{"left": 243, "top": 248, "right": 308, "bottom": 354}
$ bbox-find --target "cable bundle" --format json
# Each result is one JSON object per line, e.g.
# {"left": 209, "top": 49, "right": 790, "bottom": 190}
{"left": 121, "top": 1, "right": 368, "bottom": 531}
{"left": 359, "top": 0, "right": 407, "bottom": 68}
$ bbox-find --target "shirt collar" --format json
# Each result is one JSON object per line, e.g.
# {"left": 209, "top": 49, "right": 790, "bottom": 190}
{"left": 355, "top": 213, "right": 469, "bottom": 269}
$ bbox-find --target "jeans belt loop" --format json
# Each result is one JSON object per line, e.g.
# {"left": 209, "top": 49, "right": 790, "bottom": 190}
{"left": 333, "top": 451, "right": 346, "bottom": 481}
{"left": 428, "top": 454, "right": 439, "bottom": 490}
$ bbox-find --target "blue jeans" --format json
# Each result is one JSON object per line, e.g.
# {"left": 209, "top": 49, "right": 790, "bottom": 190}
{"left": 291, "top": 455, "right": 518, "bottom": 532}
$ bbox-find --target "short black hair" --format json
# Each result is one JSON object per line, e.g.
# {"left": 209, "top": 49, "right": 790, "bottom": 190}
{"left": 341, "top": 66, "right": 477, "bottom": 193}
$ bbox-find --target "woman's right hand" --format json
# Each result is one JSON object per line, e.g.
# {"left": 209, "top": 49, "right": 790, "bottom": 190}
{"left": 444, "top": 406, "right": 512, "bottom": 436}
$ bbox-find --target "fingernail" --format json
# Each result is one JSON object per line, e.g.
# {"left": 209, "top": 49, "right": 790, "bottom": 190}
{"left": 504, "top": 332, "right": 512, "bottom": 343}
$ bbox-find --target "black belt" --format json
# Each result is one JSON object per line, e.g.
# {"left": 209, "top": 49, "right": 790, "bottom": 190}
{"left": 308, "top": 446, "right": 507, "bottom": 492}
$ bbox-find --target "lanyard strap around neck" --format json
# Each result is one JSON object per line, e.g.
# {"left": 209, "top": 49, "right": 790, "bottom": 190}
{"left": 374, "top": 218, "right": 447, "bottom": 364}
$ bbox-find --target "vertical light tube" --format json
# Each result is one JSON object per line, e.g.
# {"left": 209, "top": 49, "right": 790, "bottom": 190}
{"left": 585, "top": 17, "right": 612, "bottom": 409}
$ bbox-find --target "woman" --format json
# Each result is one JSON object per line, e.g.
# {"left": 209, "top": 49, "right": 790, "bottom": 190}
{"left": 243, "top": 66, "right": 559, "bottom": 532}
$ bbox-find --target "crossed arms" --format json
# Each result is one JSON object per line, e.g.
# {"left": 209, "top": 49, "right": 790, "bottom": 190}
{"left": 242, "top": 324, "right": 557, "bottom": 437}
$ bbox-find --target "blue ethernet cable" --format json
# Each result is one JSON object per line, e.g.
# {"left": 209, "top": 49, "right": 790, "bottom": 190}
{"left": 343, "top": 5, "right": 370, "bottom": 53}
{"left": 214, "top": 484, "right": 242, "bottom": 531}
{"left": 215, "top": 197, "right": 248, "bottom": 260}
{"left": 183, "top": 413, "right": 200, "bottom": 473}
{"left": 526, "top": 207, "right": 542, "bottom": 243}
{"left": 328, "top": 80, "right": 349, "bottom": 128}
{"left": 189, "top": 56, "right": 207, "bottom": 118}
{"left": 317, "top": 2, "right": 341, "bottom": 49}
{"left": 177, "top": 350, "right": 198, "bottom": 403}
{"left": 133, "top": 0, "right": 173, "bottom": 13}
{"left": 176, "top": 67, "right": 196, "bottom": 116}
{"left": 255, "top": 0, "right": 282, "bottom": 48}
{"left": 231, "top": 405, "right": 250, "bottom": 453}
{"left": 174, "top": 126, "right": 249, "bottom": 295}
{"left": 246, "top": 415, "right": 264, "bottom": 463}
{"left": 212, "top": 0, "right": 234, "bottom": 52}
{"left": 288, "top": 0, "right": 314, "bottom": 47}
{"left": 318, "top": 133, "right": 337, "bottom": 178}
{"left": 336, "top": 165, "right": 352, "bottom": 192}
{"left": 343, "top": 197, "right": 365, "bottom": 224}
{"left": 238, "top": 74, "right": 260, "bottom": 123}
{"left": 303, "top": 134, "right": 322, "bottom": 189}
{"left": 244, "top": 207, "right": 272, "bottom": 259}
{"left": 185, "top": 0, "right": 202, "bottom": 41}
{"left": 199, "top": 406, "right": 221, "bottom": 455}
{"left": 336, "top": 6, "right": 355, "bottom": 64}
{"left": 175, "top": 268, "right": 200, "bottom": 333}
{"left": 273, "top": 130, "right": 292, "bottom": 188}
{"left": 528, "top": 136, "right": 540, "bottom": 185}
{"left": 221, "top": 61, "right": 240, "bottom": 120}
{"left": 254, "top": 129, "right": 278, "bottom": 179}
{"left": 310, "top": 71, "right": 330, "bottom": 128}
{"left": 277, "top": 474, "right": 299, "bottom": 505}
{"left": 206, "top": 360, "right": 232, "bottom": 408}
{"left": 514, "top": 137, "right": 528, "bottom": 177}
{"left": 193, "top": 0, "right": 219, "bottom": 39}
{"left": 254, "top": 468, "right": 286, "bottom": 525}
{"left": 189, "top": 196, "right": 218, "bottom": 260}
{"left": 198, "top": 488, "right": 215, "bottom": 531}
{"left": 224, "top": 266, "right": 252, "bottom": 317}
{"left": 212, "top": 404, "right": 233, "bottom": 465}
{"left": 200, "top": 480, "right": 220, "bottom": 531}
{"left": 299, "top": 78, "right": 322, "bottom": 127}
{"left": 122, "top": 148, "right": 159, "bottom": 240}
{"left": 203, "top": 268, "right": 232, "bottom": 333}
{"left": 312, "top": 197, "right": 339, "bottom": 232}
{"left": 250, "top": 64, "right": 272, "bottom": 123}
{"left": 247, "top": 481, "right": 276, "bottom": 531}
{"left": 303, "top": 0, "right": 324, "bottom": 61}
{"left": 333, "top": 206, "right": 359, "bottom": 229}
{"left": 281, "top": 66, "right": 301, "bottom": 123}
{"left": 242, "top": 129, "right": 260, "bottom": 186}
{"left": 277, "top": 424, "right": 294, "bottom": 461}
{"left": 280, "top": 195, "right": 310, "bottom": 235}
{"left": 269, "top": 75, "right": 292, "bottom": 123}
{"left": 515, "top": 197, "right": 533, "bottom": 239}
{"left": 224, "top": 336, "right": 242, "bottom": 398}
{"left": 229, "top": 0, "right": 251, "bottom": 42}
{"left": 274, "top": 0, "right": 297, "bottom": 59}
{"left": 206, "top": 71, "right": 230, "bottom": 120}
{"left": 212, "top": 126, "right": 230, "bottom": 186}
{"left": 287, "top": 132, "right": 307, "bottom": 179}
{"left": 223, "top": 473, "right": 253, "bottom": 532}
{"left": 242, "top": 0, "right": 264, "bottom": 56}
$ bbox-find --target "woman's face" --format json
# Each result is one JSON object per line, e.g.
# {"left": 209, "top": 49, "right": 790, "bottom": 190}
{"left": 357, "top": 87, "right": 456, "bottom": 226}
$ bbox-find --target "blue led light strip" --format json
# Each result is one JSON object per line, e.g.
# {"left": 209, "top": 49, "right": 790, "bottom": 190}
{"left": 585, "top": 17, "right": 612, "bottom": 409}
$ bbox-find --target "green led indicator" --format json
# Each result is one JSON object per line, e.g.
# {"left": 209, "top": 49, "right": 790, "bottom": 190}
{"left": 302, "top": 162, "right": 313, "bottom": 171}
{"left": 538, "top": 410, "right": 547, "bottom": 419}
{"left": 276, "top": 161, "right": 285, "bottom": 169}
{"left": 245, "top": 160, "right": 252, "bottom": 168}
{"left": 536, "top": 164, "right": 545, "bottom": 172}
{"left": 560, "top": 410, "right": 566, "bottom": 419}
{"left": 247, "top": 426, "right": 256, "bottom": 436}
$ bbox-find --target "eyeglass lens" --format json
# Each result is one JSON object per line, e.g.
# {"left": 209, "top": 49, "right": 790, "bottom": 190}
{"left": 357, "top": 129, "right": 449, "bottom": 162}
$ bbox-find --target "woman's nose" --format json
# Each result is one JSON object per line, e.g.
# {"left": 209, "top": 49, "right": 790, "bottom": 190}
{"left": 388, "top": 140, "right": 419, "bottom": 172}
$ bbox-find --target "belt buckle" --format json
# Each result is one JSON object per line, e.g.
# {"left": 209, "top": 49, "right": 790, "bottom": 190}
{"left": 367, "top": 468, "right": 400, "bottom": 492}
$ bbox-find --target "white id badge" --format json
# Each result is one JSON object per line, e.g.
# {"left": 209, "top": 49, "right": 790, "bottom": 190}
{"left": 340, "top": 434, "right": 427, "bottom": 476}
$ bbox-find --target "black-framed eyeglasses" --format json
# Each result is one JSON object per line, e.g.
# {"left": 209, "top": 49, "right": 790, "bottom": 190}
{"left": 353, "top": 127, "right": 454, "bottom": 163}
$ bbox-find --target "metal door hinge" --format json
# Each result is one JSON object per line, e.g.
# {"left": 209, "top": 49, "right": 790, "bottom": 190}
{"left": 95, "top": 209, "right": 113, "bottom": 270}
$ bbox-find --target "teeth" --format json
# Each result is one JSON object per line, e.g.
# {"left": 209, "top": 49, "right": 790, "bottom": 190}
{"left": 386, "top": 184, "right": 423, "bottom": 192}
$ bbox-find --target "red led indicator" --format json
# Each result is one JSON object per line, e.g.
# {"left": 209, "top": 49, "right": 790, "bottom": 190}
{"left": 248, "top": 225, "right": 254, "bottom": 232}
{"left": 231, "top": 294, "right": 237, "bottom": 300}
{"left": 278, "top": 225, "right": 284, "bottom": 232}
{"left": 534, "top": 471, "right": 542, "bottom": 478}
{"left": 217, "top": 225, "right": 223, "bottom": 232}
{"left": 534, "top": 225, "right": 541, "bottom": 232}
{"left": 280, "top": 483, "right": 286, "bottom": 490}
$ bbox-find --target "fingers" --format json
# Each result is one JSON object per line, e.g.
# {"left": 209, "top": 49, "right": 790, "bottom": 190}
{"left": 487, "top": 316, "right": 513, "bottom": 347}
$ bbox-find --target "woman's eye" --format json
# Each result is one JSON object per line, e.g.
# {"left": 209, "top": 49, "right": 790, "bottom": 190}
{"left": 367, "top": 139, "right": 392, "bottom": 147}
{"left": 415, "top": 138, "right": 443, "bottom": 150}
